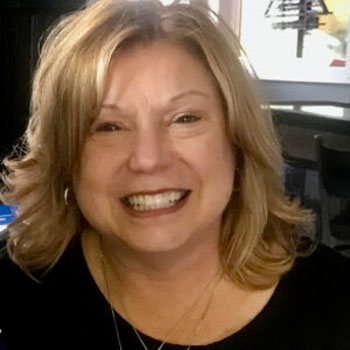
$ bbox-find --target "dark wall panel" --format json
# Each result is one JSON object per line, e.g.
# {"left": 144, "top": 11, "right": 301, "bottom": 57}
{"left": 0, "top": 0, "right": 86, "bottom": 161}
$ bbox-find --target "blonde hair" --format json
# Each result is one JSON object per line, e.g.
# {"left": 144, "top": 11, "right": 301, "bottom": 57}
{"left": 1, "top": 0, "right": 312, "bottom": 287}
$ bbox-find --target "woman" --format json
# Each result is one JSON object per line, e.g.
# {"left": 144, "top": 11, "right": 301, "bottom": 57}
{"left": 1, "top": 0, "right": 349, "bottom": 349}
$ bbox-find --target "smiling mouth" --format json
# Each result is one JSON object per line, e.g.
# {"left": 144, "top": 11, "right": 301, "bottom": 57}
{"left": 122, "top": 190, "right": 190, "bottom": 212}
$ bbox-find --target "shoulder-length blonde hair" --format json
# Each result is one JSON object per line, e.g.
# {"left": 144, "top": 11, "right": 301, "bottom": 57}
{"left": 1, "top": 0, "right": 312, "bottom": 288}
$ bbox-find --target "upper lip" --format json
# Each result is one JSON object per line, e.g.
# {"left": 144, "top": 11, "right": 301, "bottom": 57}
{"left": 121, "top": 188, "right": 190, "bottom": 198}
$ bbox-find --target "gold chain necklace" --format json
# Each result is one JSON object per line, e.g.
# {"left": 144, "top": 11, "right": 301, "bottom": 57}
{"left": 99, "top": 243, "right": 222, "bottom": 350}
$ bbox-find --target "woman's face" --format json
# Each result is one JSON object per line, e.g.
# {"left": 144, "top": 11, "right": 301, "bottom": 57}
{"left": 76, "top": 41, "right": 235, "bottom": 254}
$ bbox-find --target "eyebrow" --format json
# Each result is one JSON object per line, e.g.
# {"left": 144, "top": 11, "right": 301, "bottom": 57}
{"left": 100, "top": 89, "right": 209, "bottom": 110}
{"left": 168, "top": 89, "right": 209, "bottom": 102}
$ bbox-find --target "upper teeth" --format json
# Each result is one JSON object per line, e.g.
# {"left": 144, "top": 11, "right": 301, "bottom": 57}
{"left": 124, "top": 191, "right": 186, "bottom": 211}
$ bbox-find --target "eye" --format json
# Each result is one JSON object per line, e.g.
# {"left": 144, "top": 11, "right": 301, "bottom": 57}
{"left": 95, "top": 122, "right": 123, "bottom": 132}
{"left": 174, "top": 113, "right": 201, "bottom": 124}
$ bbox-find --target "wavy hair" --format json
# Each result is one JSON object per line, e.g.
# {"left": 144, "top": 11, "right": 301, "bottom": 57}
{"left": 0, "top": 0, "right": 313, "bottom": 287}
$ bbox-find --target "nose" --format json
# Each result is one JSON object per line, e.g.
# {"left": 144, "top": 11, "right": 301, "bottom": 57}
{"left": 128, "top": 126, "right": 172, "bottom": 173}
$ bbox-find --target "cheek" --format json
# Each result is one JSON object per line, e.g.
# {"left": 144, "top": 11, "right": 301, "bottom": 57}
{"left": 75, "top": 145, "right": 115, "bottom": 205}
{"left": 78, "top": 141, "right": 124, "bottom": 182}
{"left": 179, "top": 132, "right": 235, "bottom": 204}
{"left": 74, "top": 147, "right": 119, "bottom": 232}
{"left": 192, "top": 133, "right": 234, "bottom": 177}
{"left": 204, "top": 134, "right": 235, "bottom": 200}
{"left": 215, "top": 144, "right": 235, "bottom": 197}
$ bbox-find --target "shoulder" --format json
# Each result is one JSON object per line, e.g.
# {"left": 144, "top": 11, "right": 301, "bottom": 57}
{"left": 0, "top": 234, "right": 87, "bottom": 315}
{"left": 274, "top": 244, "right": 350, "bottom": 346}
{"left": 0, "top": 234, "right": 32, "bottom": 285}
{"left": 278, "top": 243, "right": 350, "bottom": 305}
{"left": 289, "top": 243, "right": 350, "bottom": 291}
{"left": 0, "top": 234, "right": 44, "bottom": 346}
{"left": 237, "top": 244, "right": 350, "bottom": 348}
{"left": 0, "top": 235, "right": 41, "bottom": 307}
{"left": 0, "top": 235, "right": 95, "bottom": 348}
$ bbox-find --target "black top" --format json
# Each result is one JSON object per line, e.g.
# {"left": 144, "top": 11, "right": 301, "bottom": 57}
{"left": 1, "top": 238, "right": 350, "bottom": 350}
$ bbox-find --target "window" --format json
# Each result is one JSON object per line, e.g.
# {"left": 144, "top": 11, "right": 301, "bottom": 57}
{"left": 240, "top": 0, "right": 350, "bottom": 84}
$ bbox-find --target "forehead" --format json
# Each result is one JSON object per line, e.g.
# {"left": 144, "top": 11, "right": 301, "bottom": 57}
{"left": 102, "top": 41, "right": 220, "bottom": 105}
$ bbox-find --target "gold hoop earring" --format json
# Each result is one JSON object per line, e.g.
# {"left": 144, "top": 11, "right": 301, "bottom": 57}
{"left": 64, "top": 187, "right": 72, "bottom": 206}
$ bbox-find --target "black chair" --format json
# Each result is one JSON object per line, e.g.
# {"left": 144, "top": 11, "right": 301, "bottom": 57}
{"left": 314, "top": 134, "right": 350, "bottom": 254}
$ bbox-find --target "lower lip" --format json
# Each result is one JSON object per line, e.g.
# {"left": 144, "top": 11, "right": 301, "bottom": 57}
{"left": 121, "top": 193, "right": 189, "bottom": 218}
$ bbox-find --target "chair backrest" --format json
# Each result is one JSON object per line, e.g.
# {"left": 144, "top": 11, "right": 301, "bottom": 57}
{"left": 314, "top": 134, "right": 350, "bottom": 198}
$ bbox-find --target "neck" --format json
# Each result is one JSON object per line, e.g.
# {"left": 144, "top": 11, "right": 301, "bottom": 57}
{"left": 82, "top": 227, "right": 222, "bottom": 293}
{"left": 81, "top": 228, "right": 278, "bottom": 346}
{"left": 81, "top": 227, "right": 228, "bottom": 345}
